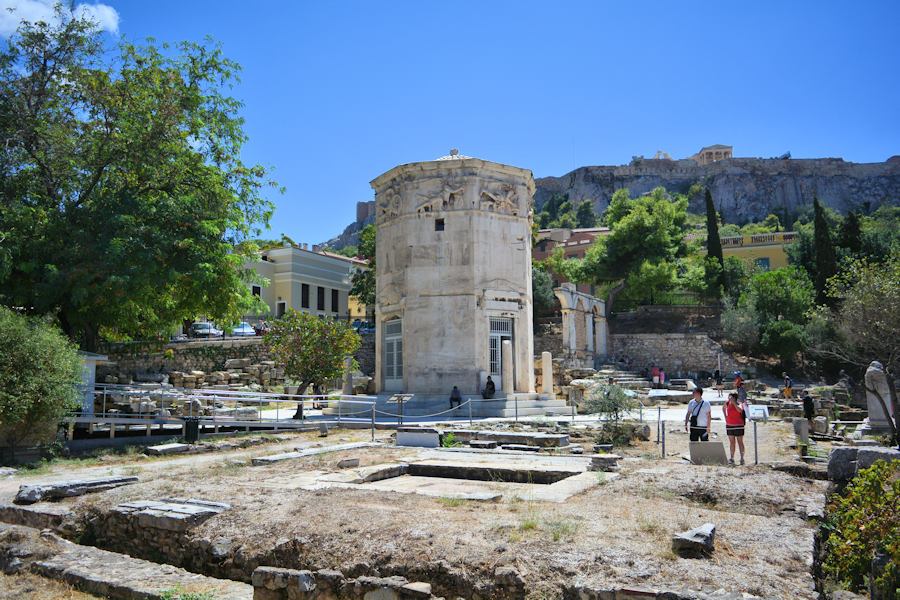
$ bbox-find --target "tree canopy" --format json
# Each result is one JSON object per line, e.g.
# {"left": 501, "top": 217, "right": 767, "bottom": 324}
{"left": 0, "top": 10, "right": 277, "bottom": 349}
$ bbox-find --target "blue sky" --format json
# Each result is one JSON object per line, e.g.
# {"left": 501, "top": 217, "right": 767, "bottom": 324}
{"left": 6, "top": 1, "right": 900, "bottom": 242}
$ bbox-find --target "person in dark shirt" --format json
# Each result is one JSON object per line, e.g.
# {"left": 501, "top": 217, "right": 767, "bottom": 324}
{"left": 449, "top": 386, "right": 462, "bottom": 408}
{"left": 482, "top": 376, "right": 495, "bottom": 399}
{"left": 802, "top": 390, "right": 815, "bottom": 423}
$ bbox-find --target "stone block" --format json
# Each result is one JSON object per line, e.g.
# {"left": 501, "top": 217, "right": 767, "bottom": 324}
{"left": 500, "top": 444, "right": 540, "bottom": 452}
{"left": 15, "top": 476, "right": 139, "bottom": 505}
{"left": 688, "top": 441, "right": 728, "bottom": 465}
{"left": 337, "top": 458, "right": 360, "bottom": 469}
{"left": 252, "top": 566, "right": 316, "bottom": 597}
{"left": 792, "top": 418, "right": 809, "bottom": 443}
{"left": 145, "top": 443, "right": 191, "bottom": 456}
{"left": 828, "top": 447, "right": 859, "bottom": 482}
{"left": 396, "top": 427, "right": 440, "bottom": 448}
{"left": 468, "top": 440, "right": 498, "bottom": 449}
{"left": 813, "top": 416, "right": 829, "bottom": 434}
{"left": 672, "top": 522, "right": 715, "bottom": 557}
{"left": 857, "top": 447, "right": 900, "bottom": 471}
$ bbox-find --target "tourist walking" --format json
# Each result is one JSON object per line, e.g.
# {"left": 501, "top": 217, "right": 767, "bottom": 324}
{"left": 736, "top": 380, "right": 748, "bottom": 405}
{"left": 714, "top": 369, "right": 724, "bottom": 397}
{"left": 449, "top": 385, "right": 462, "bottom": 409}
{"left": 482, "top": 376, "right": 495, "bottom": 399}
{"left": 684, "top": 387, "right": 711, "bottom": 442}
{"left": 802, "top": 389, "right": 815, "bottom": 424}
{"left": 782, "top": 372, "right": 793, "bottom": 399}
{"left": 723, "top": 392, "right": 746, "bottom": 465}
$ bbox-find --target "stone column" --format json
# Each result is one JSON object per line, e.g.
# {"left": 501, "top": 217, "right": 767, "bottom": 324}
{"left": 541, "top": 352, "right": 553, "bottom": 396}
{"left": 565, "top": 310, "right": 577, "bottom": 353}
{"left": 501, "top": 340, "right": 514, "bottom": 396}
{"left": 342, "top": 356, "right": 353, "bottom": 395}
{"left": 595, "top": 316, "right": 608, "bottom": 357}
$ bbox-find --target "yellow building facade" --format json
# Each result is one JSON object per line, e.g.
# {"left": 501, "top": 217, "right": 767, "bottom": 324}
{"left": 721, "top": 231, "right": 796, "bottom": 271}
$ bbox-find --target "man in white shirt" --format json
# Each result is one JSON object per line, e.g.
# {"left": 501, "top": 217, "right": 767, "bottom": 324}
{"left": 684, "top": 387, "right": 711, "bottom": 442}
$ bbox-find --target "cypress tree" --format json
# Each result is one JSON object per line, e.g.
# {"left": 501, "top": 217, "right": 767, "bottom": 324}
{"left": 813, "top": 197, "right": 837, "bottom": 304}
{"left": 839, "top": 210, "right": 862, "bottom": 255}
{"left": 705, "top": 189, "right": 724, "bottom": 295}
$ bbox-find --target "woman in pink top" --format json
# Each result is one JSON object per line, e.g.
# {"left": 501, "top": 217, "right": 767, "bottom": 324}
{"left": 723, "top": 392, "right": 746, "bottom": 465}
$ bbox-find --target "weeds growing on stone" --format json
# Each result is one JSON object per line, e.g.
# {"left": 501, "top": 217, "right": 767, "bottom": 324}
{"left": 436, "top": 497, "right": 464, "bottom": 508}
{"left": 159, "top": 589, "right": 216, "bottom": 600}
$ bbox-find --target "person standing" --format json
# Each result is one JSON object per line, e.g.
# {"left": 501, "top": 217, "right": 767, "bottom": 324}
{"left": 802, "top": 389, "right": 815, "bottom": 424}
{"left": 782, "top": 372, "right": 793, "bottom": 399}
{"left": 736, "top": 380, "right": 748, "bottom": 405}
{"left": 684, "top": 387, "right": 711, "bottom": 442}
{"left": 714, "top": 369, "right": 724, "bottom": 397}
{"left": 723, "top": 392, "right": 746, "bottom": 465}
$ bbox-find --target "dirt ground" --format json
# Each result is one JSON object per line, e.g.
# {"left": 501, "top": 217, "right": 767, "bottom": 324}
{"left": 0, "top": 573, "right": 97, "bottom": 599}
{"left": 0, "top": 419, "right": 824, "bottom": 599}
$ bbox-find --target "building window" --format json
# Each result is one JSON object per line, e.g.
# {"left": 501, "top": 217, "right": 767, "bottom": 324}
{"left": 435, "top": 218, "right": 445, "bottom": 231}
{"left": 251, "top": 285, "right": 261, "bottom": 297}
{"left": 301, "top": 284, "right": 310, "bottom": 308}
{"left": 317, "top": 286, "right": 325, "bottom": 311}
{"left": 331, "top": 289, "right": 339, "bottom": 313}
{"left": 754, "top": 257, "right": 771, "bottom": 271}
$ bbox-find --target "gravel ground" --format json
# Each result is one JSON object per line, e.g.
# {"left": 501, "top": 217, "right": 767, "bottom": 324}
{"left": 0, "top": 573, "right": 98, "bottom": 599}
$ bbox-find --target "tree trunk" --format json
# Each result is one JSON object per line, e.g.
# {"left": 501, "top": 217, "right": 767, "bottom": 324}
{"left": 292, "top": 380, "right": 311, "bottom": 420}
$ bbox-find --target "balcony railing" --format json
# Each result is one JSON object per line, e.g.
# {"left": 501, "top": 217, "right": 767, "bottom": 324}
{"left": 720, "top": 231, "right": 797, "bottom": 248}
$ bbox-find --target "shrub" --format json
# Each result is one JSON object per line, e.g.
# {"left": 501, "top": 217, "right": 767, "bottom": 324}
{"left": 760, "top": 319, "right": 805, "bottom": 367}
{"left": 0, "top": 308, "right": 81, "bottom": 461}
{"left": 583, "top": 382, "right": 636, "bottom": 423}
{"left": 720, "top": 300, "right": 759, "bottom": 353}
{"left": 824, "top": 460, "right": 899, "bottom": 593}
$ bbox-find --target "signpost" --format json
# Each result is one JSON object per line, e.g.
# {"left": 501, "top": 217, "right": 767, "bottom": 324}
{"left": 746, "top": 404, "right": 769, "bottom": 465}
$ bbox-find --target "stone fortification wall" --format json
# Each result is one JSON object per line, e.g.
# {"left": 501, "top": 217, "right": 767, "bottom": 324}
{"left": 609, "top": 333, "right": 740, "bottom": 377}
{"left": 534, "top": 156, "right": 900, "bottom": 224}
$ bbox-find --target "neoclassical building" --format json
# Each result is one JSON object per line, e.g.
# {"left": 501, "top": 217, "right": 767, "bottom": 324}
{"left": 371, "top": 150, "right": 536, "bottom": 396}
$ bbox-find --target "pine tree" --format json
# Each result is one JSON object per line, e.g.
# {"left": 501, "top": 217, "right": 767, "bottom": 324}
{"left": 575, "top": 200, "right": 597, "bottom": 228}
{"left": 813, "top": 197, "right": 837, "bottom": 304}
{"left": 839, "top": 210, "right": 862, "bottom": 255}
{"left": 704, "top": 189, "right": 724, "bottom": 296}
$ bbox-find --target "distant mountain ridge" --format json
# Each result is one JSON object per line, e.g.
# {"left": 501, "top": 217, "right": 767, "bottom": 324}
{"left": 322, "top": 155, "right": 900, "bottom": 248}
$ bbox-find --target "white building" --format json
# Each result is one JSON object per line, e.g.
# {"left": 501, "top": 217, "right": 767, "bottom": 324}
{"left": 246, "top": 243, "right": 366, "bottom": 320}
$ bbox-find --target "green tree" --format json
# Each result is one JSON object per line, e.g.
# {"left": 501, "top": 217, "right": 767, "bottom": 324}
{"left": 264, "top": 310, "right": 361, "bottom": 417}
{"left": 532, "top": 265, "right": 557, "bottom": 317}
{"left": 839, "top": 211, "right": 862, "bottom": 255}
{"left": 0, "top": 11, "right": 277, "bottom": 349}
{"left": 813, "top": 197, "right": 838, "bottom": 304}
{"left": 704, "top": 189, "right": 724, "bottom": 296}
{"left": 584, "top": 187, "right": 687, "bottom": 282}
{"left": 722, "top": 256, "right": 752, "bottom": 304}
{"left": 0, "top": 307, "right": 82, "bottom": 460}
{"left": 350, "top": 224, "right": 376, "bottom": 306}
{"left": 744, "top": 266, "right": 815, "bottom": 325}
{"left": 575, "top": 200, "right": 597, "bottom": 228}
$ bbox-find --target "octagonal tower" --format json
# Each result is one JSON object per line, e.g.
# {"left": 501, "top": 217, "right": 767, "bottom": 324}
{"left": 371, "top": 150, "right": 536, "bottom": 396}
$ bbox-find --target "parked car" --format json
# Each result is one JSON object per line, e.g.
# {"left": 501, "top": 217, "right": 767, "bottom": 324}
{"left": 229, "top": 322, "right": 257, "bottom": 337}
{"left": 189, "top": 322, "right": 223, "bottom": 338}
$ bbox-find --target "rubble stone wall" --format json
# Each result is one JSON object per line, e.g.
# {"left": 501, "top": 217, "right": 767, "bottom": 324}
{"left": 609, "top": 333, "right": 740, "bottom": 376}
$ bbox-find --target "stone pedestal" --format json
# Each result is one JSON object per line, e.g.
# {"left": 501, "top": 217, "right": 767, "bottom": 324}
{"left": 541, "top": 352, "right": 553, "bottom": 396}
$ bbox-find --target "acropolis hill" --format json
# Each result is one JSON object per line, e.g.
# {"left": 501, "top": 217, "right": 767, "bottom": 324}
{"left": 534, "top": 151, "right": 900, "bottom": 223}
{"left": 325, "top": 150, "right": 900, "bottom": 247}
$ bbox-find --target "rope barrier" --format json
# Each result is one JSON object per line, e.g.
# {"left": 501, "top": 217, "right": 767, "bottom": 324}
{"left": 373, "top": 399, "right": 472, "bottom": 419}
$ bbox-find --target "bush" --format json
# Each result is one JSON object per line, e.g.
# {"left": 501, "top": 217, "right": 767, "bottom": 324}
{"left": 0, "top": 308, "right": 81, "bottom": 461}
{"left": 583, "top": 383, "right": 636, "bottom": 423}
{"left": 824, "top": 460, "right": 899, "bottom": 593}
{"left": 760, "top": 319, "right": 805, "bottom": 367}
{"left": 721, "top": 300, "right": 759, "bottom": 353}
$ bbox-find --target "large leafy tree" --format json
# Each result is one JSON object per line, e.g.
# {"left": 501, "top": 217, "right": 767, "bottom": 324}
{"left": 0, "top": 11, "right": 277, "bottom": 349}
{"left": 0, "top": 307, "right": 81, "bottom": 460}
{"left": 264, "top": 310, "right": 361, "bottom": 417}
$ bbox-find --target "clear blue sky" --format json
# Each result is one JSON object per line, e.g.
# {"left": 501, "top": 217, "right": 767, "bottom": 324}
{"left": 90, "top": 2, "right": 900, "bottom": 241}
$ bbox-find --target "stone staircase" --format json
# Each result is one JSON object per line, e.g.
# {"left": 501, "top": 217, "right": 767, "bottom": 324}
{"left": 595, "top": 364, "right": 651, "bottom": 390}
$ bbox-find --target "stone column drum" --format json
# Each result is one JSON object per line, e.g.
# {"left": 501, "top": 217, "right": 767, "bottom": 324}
{"left": 371, "top": 150, "right": 536, "bottom": 396}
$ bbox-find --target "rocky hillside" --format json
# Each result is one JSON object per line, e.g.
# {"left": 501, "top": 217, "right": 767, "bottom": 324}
{"left": 323, "top": 155, "right": 900, "bottom": 248}
{"left": 535, "top": 156, "right": 900, "bottom": 224}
